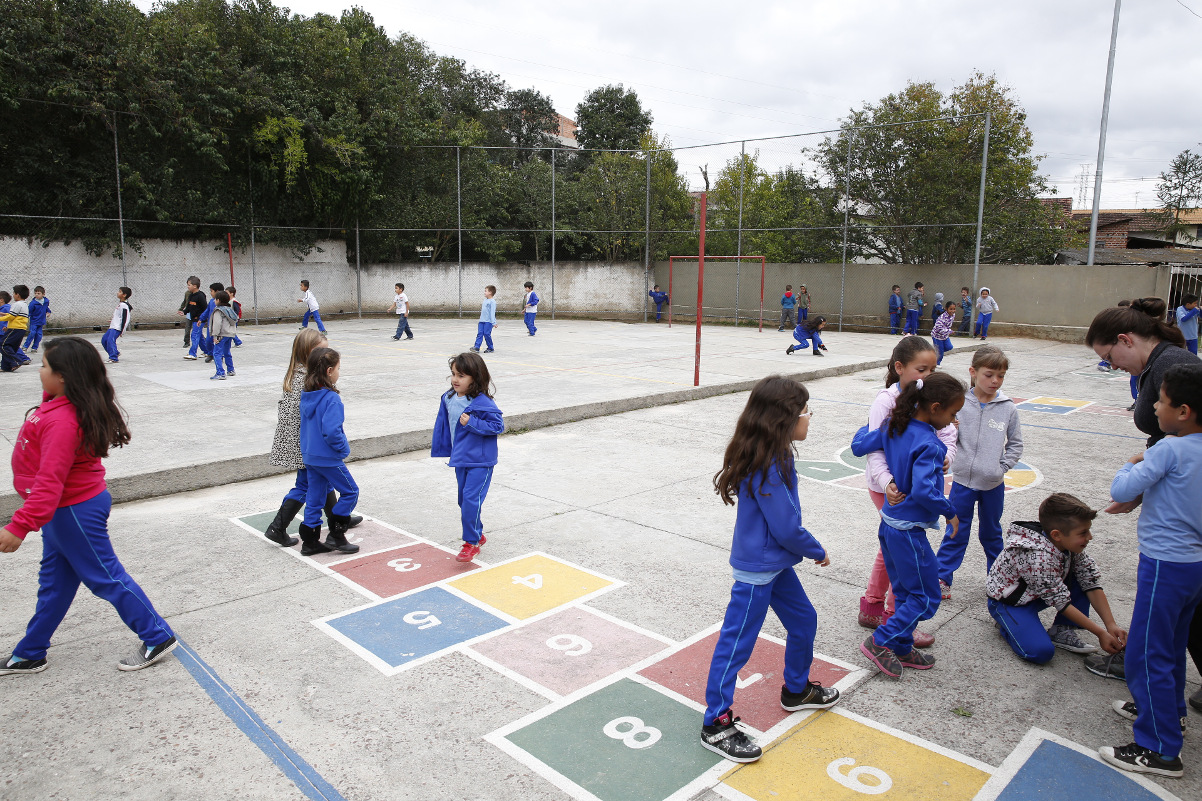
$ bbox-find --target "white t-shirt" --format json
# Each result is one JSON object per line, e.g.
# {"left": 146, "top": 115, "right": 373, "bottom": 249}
{"left": 302, "top": 290, "right": 320, "bottom": 311}
{"left": 109, "top": 301, "right": 131, "bottom": 333}
{"left": 524, "top": 291, "right": 538, "bottom": 314}
{"left": 394, "top": 292, "right": 409, "bottom": 315}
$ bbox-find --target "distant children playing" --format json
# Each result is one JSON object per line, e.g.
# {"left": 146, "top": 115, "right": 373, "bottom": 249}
{"left": 889, "top": 285, "right": 903, "bottom": 334}
{"left": 431, "top": 352, "right": 505, "bottom": 563}
{"left": 227, "top": 286, "right": 244, "bottom": 347}
{"left": 649, "top": 285, "right": 669, "bottom": 322}
{"left": 700, "top": 376, "right": 839, "bottom": 763}
{"left": 185, "top": 282, "right": 222, "bottom": 361}
{"left": 101, "top": 287, "right": 133, "bottom": 365}
{"left": 987, "top": 493, "right": 1126, "bottom": 664}
{"left": 1100, "top": 363, "right": 1202, "bottom": 779}
{"left": 935, "top": 347, "right": 1022, "bottom": 600}
{"left": 852, "top": 371, "right": 965, "bottom": 677}
{"left": 298, "top": 280, "right": 326, "bottom": 333}
{"left": 298, "top": 347, "right": 359, "bottom": 552}
{"left": 931, "top": 302, "right": 956, "bottom": 364}
{"left": 181, "top": 277, "right": 206, "bottom": 357}
{"left": 904, "top": 282, "right": 924, "bottom": 335}
{"left": 23, "top": 286, "right": 50, "bottom": 353}
{"left": 522, "top": 281, "right": 539, "bottom": 336}
{"left": 388, "top": 283, "right": 413, "bottom": 340}
{"left": 1176, "top": 293, "right": 1199, "bottom": 355}
{"left": 786, "top": 316, "right": 828, "bottom": 357}
{"left": 471, "top": 285, "right": 497, "bottom": 353}
{"left": 0, "top": 285, "right": 31, "bottom": 372}
{"left": 778, "top": 285, "right": 797, "bottom": 330}
{"left": 209, "top": 291, "right": 237, "bottom": 379}
{"left": 975, "top": 287, "right": 999, "bottom": 340}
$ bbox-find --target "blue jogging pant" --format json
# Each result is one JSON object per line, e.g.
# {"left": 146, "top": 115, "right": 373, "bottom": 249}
{"left": 936, "top": 482, "right": 1005, "bottom": 587}
{"left": 13, "top": 490, "right": 174, "bottom": 661}
{"left": 904, "top": 309, "right": 920, "bottom": 335}
{"left": 874, "top": 521, "right": 941, "bottom": 655}
{"left": 473, "top": 322, "right": 495, "bottom": 350}
{"left": 302, "top": 464, "right": 359, "bottom": 527}
{"left": 523, "top": 312, "right": 537, "bottom": 335}
{"left": 455, "top": 466, "right": 493, "bottom": 544}
{"left": 988, "top": 579, "right": 1091, "bottom": 664}
{"left": 703, "top": 568, "right": 817, "bottom": 725}
{"left": 1126, "top": 554, "right": 1202, "bottom": 760}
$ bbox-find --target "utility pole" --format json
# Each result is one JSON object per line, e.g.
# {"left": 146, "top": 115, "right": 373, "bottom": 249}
{"left": 1087, "top": 0, "right": 1122, "bottom": 265}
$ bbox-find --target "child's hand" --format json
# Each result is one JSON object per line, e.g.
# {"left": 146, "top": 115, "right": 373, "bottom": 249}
{"left": 459, "top": 412, "right": 470, "bottom": 426}
{"left": 1097, "top": 630, "right": 1123, "bottom": 654}
{"left": 0, "top": 529, "right": 22, "bottom": 553}
{"left": 814, "top": 552, "right": 830, "bottom": 567}
{"left": 942, "top": 456, "right": 952, "bottom": 472}
{"left": 1105, "top": 497, "right": 1142, "bottom": 514}
{"left": 1127, "top": 451, "right": 1145, "bottom": 465}
{"left": 1107, "top": 623, "right": 1128, "bottom": 650}
{"left": 885, "top": 481, "right": 905, "bottom": 505}
{"left": 947, "top": 515, "right": 959, "bottom": 539}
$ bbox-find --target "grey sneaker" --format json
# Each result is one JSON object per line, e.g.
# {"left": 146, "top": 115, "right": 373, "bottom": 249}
{"left": 1085, "top": 648, "right": 1125, "bottom": 680}
{"left": 1048, "top": 624, "right": 1097, "bottom": 654}
{"left": 0, "top": 656, "right": 48, "bottom": 676}
{"left": 860, "top": 634, "right": 902, "bottom": 678}
{"left": 118, "top": 636, "right": 178, "bottom": 671}
{"left": 701, "top": 711, "right": 762, "bottom": 763}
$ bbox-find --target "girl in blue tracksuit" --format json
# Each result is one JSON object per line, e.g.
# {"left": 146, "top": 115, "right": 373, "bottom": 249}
{"left": 851, "top": 372, "right": 964, "bottom": 678}
{"left": 432, "top": 352, "right": 505, "bottom": 563}
{"left": 299, "top": 347, "right": 360, "bottom": 554}
{"left": 699, "top": 376, "right": 840, "bottom": 764}
{"left": 786, "top": 315, "right": 828, "bottom": 357}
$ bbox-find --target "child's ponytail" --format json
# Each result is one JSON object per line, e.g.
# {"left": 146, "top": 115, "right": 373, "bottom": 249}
{"left": 888, "top": 372, "right": 965, "bottom": 437}
{"left": 885, "top": 336, "right": 936, "bottom": 387}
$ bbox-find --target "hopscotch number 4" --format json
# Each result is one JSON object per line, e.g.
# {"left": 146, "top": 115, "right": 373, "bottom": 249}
{"left": 603, "top": 716, "right": 661, "bottom": 750}
{"left": 402, "top": 611, "right": 441, "bottom": 630}
{"left": 512, "top": 574, "right": 543, "bottom": 589}
{"left": 826, "top": 758, "right": 892, "bottom": 795}
{"left": 546, "top": 634, "right": 592, "bottom": 656}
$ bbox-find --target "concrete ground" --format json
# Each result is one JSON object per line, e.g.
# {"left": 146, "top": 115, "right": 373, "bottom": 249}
{"left": 0, "top": 326, "right": 1195, "bottom": 801}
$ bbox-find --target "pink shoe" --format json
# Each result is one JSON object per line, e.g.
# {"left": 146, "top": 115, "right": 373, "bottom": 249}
{"left": 858, "top": 597, "right": 885, "bottom": 629}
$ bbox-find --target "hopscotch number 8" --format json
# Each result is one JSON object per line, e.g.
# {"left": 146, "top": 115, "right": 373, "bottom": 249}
{"left": 546, "top": 634, "right": 592, "bottom": 656}
{"left": 826, "top": 758, "right": 892, "bottom": 795}
{"left": 603, "top": 717, "right": 661, "bottom": 750}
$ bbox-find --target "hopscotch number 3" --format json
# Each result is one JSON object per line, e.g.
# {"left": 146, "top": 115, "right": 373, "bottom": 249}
{"left": 546, "top": 634, "right": 592, "bottom": 656}
{"left": 826, "top": 758, "right": 892, "bottom": 795}
{"left": 388, "top": 558, "right": 420, "bottom": 572}
{"left": 512, "top": 574, "right": 543, "bottom": 589}
{"left": 603, "top": 717, "right": 661, "bottom": 750}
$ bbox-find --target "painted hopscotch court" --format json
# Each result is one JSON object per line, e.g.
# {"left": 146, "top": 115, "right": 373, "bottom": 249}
{"left": 233, "top": 506, "right": 1183, "bottom": 801}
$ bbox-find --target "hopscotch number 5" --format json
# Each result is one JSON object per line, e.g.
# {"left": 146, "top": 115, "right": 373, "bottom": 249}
{"left": 603, "top": 717, "right": 661, "bottom": 750}
{"left": 388, "top": 558, "right": 420, "bottom": 572}
{"left": 826, "top": 758, "right": 892, "bottom": 795}
{"left": 546, "top": 634, "right": 592, "bottom": 656}
{"left": 512, "top": 574, "right": 543, "bottom": 589}
{"left": 402, "top": 611, "right": 441, "bottom": 630}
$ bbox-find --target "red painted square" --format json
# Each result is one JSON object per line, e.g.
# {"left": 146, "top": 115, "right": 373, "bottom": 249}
{"left": 330, "top": 543, "right": 477, "bottom": 598}
{"left": 638, "top": 631, "right": 851, "bottom": 732}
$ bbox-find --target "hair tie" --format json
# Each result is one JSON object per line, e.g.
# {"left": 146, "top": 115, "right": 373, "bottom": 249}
{"left": 915, "top": 378, "right": 924, "bottom": 390}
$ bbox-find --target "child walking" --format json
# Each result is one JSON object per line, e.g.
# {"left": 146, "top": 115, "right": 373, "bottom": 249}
{"left": 522, "top": 281, "right": 539, "bottom": 336}
{"left": 904, "top": 282, "right": 924, "bottom": 335}
{"left": 431, "top": 352, "right": 505, "bottom": 562}
{"left": 0, "top": 337, "right": 177, "bottom": 674}
{"left": 298, "top": 280, "right": 326, "bottom": 333}
{"left": 888, "top": 285, "right": 903, "bottom": 334}
{"left": 265, "top": 330, "right": 361, "bottom": 553}
{"left": 388, "top": 283, "right": 413, "bottom": 340}
{"left": 975, "top": 287, "right": 999, "bottom": 340}
{"left": 23, "top": 285, "right": 51, "bottom": 353}
{"left": 298, "top": 348, "right": 359, "bottom": 552}
{"left": 470, "top": 285, "right": 497, "bottom": 353}
{"left": 931, "top": 303, "right": 956, "bottom": 364}
{"left": 1101, "top": 363, "right": 1202, "bottom": 779}
{"left": 935, "top": 347, "right": 1022, "bottom": 600}
{"left": 100, "top": 287, "right": 132, "bottom": 365}
{"left": 786, "top": 315, "right": 828, "bottom": 356}
{"left": 209, "top": 291, "right": 237, "bottom": 380}
{"left": 648, "top": 285, "right": 669, "bottom": 322}
{"left": 700, "top": 376, "right": 839, "bottom": 764}
{"left": 851, "top": 372, "right": 965, "bottom": 677}
{"left": 856, "top": 337, "right": 956, "bottom": 649}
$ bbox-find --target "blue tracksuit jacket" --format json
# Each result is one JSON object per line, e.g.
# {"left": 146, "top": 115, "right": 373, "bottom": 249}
{"left": 28, "top": 297, "right": 50, "bottom": 326}
{"left": 728, "top": 462, "right": 827, "bottom": 571}
{"left": 299, "top": 388, "right": 351, "bottom": 466}
{"left": 431, "top": 392, "right": 504, "bottom": 467}
{"left": 852, "top": 422, "right": 956, "bottom": 527}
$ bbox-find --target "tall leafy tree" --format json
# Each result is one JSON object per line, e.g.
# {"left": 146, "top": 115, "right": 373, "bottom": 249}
{"left": 574, "top": 84, "right": 652, "bottom": 152}
{"left": 1155, "top": 149, "right": 1202, "bottom": 240}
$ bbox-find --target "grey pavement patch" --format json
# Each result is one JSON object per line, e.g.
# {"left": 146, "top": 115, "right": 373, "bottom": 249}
{"left": 135, "top": 363, "right": 284, "bottom": 391}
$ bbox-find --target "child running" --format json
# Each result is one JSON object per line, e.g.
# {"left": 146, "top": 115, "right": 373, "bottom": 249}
{"left": 298, "top": 348, "right": 359, "bottom": 552}
{"left": 265, "top": 330, "right": 360, "bottom": 553}
{"left": 856, "top": 337, "right": 957, "bottom": 648}
{"left": 0, "top": 337, "right": 177, "bottom": 674}
{"left": 935, "top": 346, "right": 1023, "bottom": 600}
{"left": 700, "top": 376, "right": 839, "bottom": 763}
{"left": 975, "top": 287, "right": 999, "bottom": 340}
{"left": 101, "top": 287, "right": 132, "bottom": 365}
{"left": 931, "top": 302, "right": 956, "bottom": 364}
{"left": 209, "top": 291, "right": 237, "bottom": 380}
{"left": 851, "top": 372, "right": 965, "bottom": 677}
{"left": 470, "top": 285, "right": 497, "bottom": 354}
{"left": 786, "top": 315, "right": 828, "bottom": 357}
{"left": 298, "top": 280, "right": 326, "bottom": 333}
{"left": 0, "top": 285, "right": 31, "bottom": 372}
{"left": 431, "top": 353, "right": 505, "bottom": 562}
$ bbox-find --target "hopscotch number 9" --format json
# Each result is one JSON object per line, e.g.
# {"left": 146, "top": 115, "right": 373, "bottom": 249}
{"left": 402, "top": 611, "right": 441, "bottom": 630}
{"left": 546, "top": 634, "right": 592, "bottom": 656}
{"left": 826, "top": 758, "right": 892, "bottom": 795}
{"left": 603, "top": 717, "right": 661, "bottom": 750}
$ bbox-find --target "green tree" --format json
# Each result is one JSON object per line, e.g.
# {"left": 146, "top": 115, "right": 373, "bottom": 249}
{"left": 574, "top": 84, "right": 652, "bottom": 151}
{"left": 497, "top": 88, "right": 560, "bottom": 164}
{"left": 1155, "top": 149, "right": 1202, "bottom": 240}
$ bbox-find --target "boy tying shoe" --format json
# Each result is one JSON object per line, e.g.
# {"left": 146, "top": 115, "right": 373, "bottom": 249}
{"left": 986, "top": 493, "right": 1126, "bottom": 664}
{"left": 1100, "top": 363, "right": 1202, "bottom": 778}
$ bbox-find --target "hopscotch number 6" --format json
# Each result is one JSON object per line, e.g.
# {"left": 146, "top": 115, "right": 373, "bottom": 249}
{"left": 546, "top": 634, "right": 592, "bottom": 656}
{"left": 826, "top": 758, "right": 892, "bottom": 795}
{"left": 402, "top": 611, "right": 441, "bottom": 630}
{"left": 603, "top": 717, "right": 661, "bottom": 750}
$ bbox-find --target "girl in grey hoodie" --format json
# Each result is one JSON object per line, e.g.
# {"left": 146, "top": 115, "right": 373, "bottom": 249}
{"left": 935, "top": 346, "right": 1023, "bottom": 598}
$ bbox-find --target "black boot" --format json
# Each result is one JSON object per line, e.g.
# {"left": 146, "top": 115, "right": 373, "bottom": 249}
{"left": 299, "top": 523, "right": 332, "bottom": 556}
{"left": 324, "top": 491, "right": 363, "bottom": 530}
{"left": 812, "top": 349, "right": 824, "bottom": 356}
{"left": 264, "top": 499, "right": 302, "bottom": 547}
{"left": 324, "top": 514, "right": 360, "bottom": 554}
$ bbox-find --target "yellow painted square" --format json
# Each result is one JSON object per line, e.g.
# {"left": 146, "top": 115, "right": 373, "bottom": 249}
{"left": 1025, "top": 396, "right": 1091, "bottom": 409}
{"left": 447, "top": 555, "right": 613, "bottom": 619}
{"left": 723, "top": 710, "right": 990, "bottom": 801}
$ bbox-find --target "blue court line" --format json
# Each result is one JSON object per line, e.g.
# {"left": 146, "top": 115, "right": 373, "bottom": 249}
{"left": 175, "top": 639, "right": 347, "bottom": 801}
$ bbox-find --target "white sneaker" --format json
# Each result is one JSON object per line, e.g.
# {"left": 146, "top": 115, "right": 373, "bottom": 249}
{"left": 1048, "top": 624, "right": 1097, "bottom": 654}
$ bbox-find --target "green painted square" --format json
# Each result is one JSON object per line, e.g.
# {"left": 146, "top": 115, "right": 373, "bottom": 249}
{"left": 505, "top": 679, "right": 722, "bottom": 801}
{"left": 795, "top": 460, "right": 861, "bottom": 482}
{"left": 239, "top": 511, "right": 301, "bottom": 536}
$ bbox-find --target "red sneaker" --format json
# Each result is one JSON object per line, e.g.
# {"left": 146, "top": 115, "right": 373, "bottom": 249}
{"left": 456, "top": 535, "right": 486, "bottom": 563}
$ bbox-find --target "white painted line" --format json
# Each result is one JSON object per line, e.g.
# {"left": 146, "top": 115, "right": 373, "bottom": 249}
{"left": 482, "top": 729, "right": 608, "bottom": 801}
{"left": 712, "top": 782, "right": 757, "bottom": 801}
{"left": 829, "top": 707, "right": 995, "bottom": 774}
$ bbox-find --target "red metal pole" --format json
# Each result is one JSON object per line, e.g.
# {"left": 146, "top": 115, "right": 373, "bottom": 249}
{"left": 695, "top": 193, "right": 706, "bottom": 387}
{"left": 227, "top": 232, "right": 235, "bottom": 287}
{"left": 758, "top": 257, "right": 765, "bottom": 332}
{"left": 668, "top": 256, "right": 674, "bottom": 328}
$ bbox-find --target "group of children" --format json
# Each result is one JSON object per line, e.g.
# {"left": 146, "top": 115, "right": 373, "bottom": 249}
{"left": 463, "top": 281, "right": 541, "bottom": 354}
{"left": 0, "top": 285, "right": 53, "bottom": 371}
{"left": 888, "top": 283, "right": 997, "bottom": 341}
{"left": 180, "top": 277, "right": 243, "bottom": 379}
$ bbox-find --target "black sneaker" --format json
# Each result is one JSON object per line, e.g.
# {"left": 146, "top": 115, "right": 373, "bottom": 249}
{"left": 781, "top": 681, "right": 840, "bottom": 712}
{"left": 469, "top": 347, "right": 480, "bottom": 353}
{"left": 701, "top": 711, "right": 762, "bottom": 763}
{"left": 1085, "top": 648, "right": 1125, "bottom": 681}
{"left": 786, "top": 345, "right": 795, "bottom": 354}
{"left": 813, "top": 349, "right": 824, "bottom": 356}
{"left": 1098, "top": 743, "right": 1183, "bottom": 778}
{"left": 117, "top": 636, "right": 178, "bottom": 671}
{"left": 0, "top": 656, "right": 48, "bottom": 676}
{"left": 1112, "top": 700, "right": 1187, "bottom": 734}
{"left": 484, "top": 348, "right": 494, "bottom": 353}
{"left": 204, "top": 355, "right": 213, "bottom": 363}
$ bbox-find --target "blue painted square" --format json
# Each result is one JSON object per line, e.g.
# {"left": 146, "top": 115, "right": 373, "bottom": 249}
{"left": 327, "top": 587, "right": 508, "bottom": 668}
{"left": 995, "top": 740, "right": 1165, "bottom": 801}
{"left": 1015, "top": 402, "right": 1075, "bottom": 415}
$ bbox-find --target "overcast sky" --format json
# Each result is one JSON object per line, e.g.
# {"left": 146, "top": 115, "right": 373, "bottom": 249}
{"left": 137, "top": 0, "right": 1202, "bottom": 208}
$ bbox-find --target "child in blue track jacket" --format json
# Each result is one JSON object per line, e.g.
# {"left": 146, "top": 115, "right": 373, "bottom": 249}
{"left": 522, "top": 281, "right": 539, "bottom": 336}
{"left": 470, "top": 285, "right": 497, "bottom": 353}
{"left": 786, "top": 316, "right": 828, "bottom": 357}
{"left": 432, "top": 352, "right": 505, "bottom": 563}
{"left": 851, "top": 372, "right": 965, "bottom": 678}
{"left": 22, "top": 286, "right": 50, "bottom": 353}
{"left": 699, "top": 376, "right": 839, "bottom": 764}
{"left": 958, "top": 287, "right": 973, "bottom": 336}
{"left": 298, "top": 347, "right": 359, "bottom": 554}
{"left": 649, "top": 285, "right": 669, "bottom": 322}
{"left": 1100, "top": 363, "right": 1202, "bottom": 779}
{"left": 778, "top": 285, "right": 797, "bottom": 330}
{"left": 888, "top": 285, "right": 903, "bottom": 334}
{"left": 1176, "top": 293, "right": 1199, "bottom": 355}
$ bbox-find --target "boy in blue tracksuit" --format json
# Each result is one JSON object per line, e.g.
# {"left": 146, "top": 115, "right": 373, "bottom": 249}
{"left": 1176, "top": 293, "right": 1199, "bottom": 355}
{"left": 432, "top": 352, "right": 505, "bottom": 562}
{"left": 22, "top": 286, "right": 50, "bottom": 353}
{"left": 649, "top": 285, "right": 669, "bottom": 322}
{"left": 888, "top": 285, "right": 903, "bottom": 334}
{"left": 522, "top": 281, "right": 539, "bottom": 336}
{"left": 778, "top": 285, "right": 797, "bottom": 330}
{"left": 958, "top": 287, "right": 973, "bottom": 336}
{"left": 1100, "top": 363, "right": 1202, "bottom": 779}
{"left": 470, "top": 285, "right": 497, "bottom": 353}
{"left": 186, "top": 282, "right": 222, "bottom": 360}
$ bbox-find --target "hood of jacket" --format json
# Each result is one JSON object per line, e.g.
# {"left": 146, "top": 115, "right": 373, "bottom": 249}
{"left": 300, "top": 387, "right": 336, "bottom": 421}
{"left": 1005, "top": 520, "right": 1052, "bottom": 553}
{"left": 216, "top": 306, "right": 238, "bottom": 322}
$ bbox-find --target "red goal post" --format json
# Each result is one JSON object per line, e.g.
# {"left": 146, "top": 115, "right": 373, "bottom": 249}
{"left": 666, "top": 255, "right": 767, "bottom": 332}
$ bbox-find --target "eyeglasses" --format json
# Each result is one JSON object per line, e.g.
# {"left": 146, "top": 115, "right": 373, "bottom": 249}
{"left": 799, "top": 407, "right": 813, "bottom": 419}
{"left": 1101, "top": 336, "right": 1126, "bottom": 365}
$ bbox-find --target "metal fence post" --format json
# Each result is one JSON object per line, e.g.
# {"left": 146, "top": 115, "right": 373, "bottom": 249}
{"left": 838, "top": 131, "right": 853, "bottom": 332}
{"left": 971, "top": 112, "right": 992, "bottom": 334}
{"left": 735, "top": 141, "right": 745, "bottom": 325}
{"left": 111, "top": 112, "right": 126, "bottom": 285}
{"left": 248, "top": 147, "right": 258, "bottom": 325}
{"left": 551, "top": 147, "right": 556, "bottom": 320}
{"left": 644, "top": 151, "right": 651, "bottom": 322}
{"left": 355, "top": 218, "right": 362, "bottom": 319}
{"left": 457, "top": 146, "right": 463, "bottom": 318}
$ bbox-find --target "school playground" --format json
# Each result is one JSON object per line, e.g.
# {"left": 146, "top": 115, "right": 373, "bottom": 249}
{"left": 0, "top": 318, "right": 1193, "bottom": 801}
